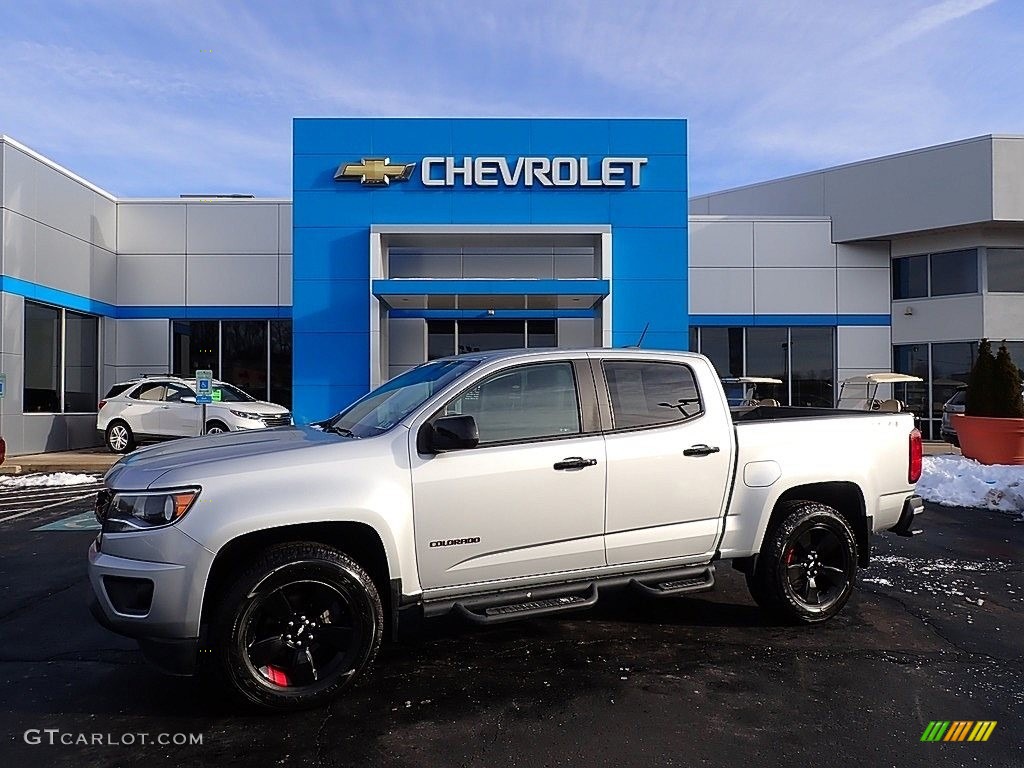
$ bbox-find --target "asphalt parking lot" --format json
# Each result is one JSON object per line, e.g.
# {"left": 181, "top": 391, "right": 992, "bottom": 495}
{"left": 0, "top": 483, "right": 1021, "bottom": 768}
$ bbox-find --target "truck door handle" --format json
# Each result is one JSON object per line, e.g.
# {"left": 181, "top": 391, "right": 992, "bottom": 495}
{"left": 683, "top": 444, "right": 720, "bottom": 457}
{"left": 553, "top": 457, "right": 598, "bottom": 471}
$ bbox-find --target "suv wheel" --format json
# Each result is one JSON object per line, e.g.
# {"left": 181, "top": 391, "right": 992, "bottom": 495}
{"left": 747, "top": 501, "right": 857, "bottom": 624}
{"left": 210, "top": 543, "right": 383, "bottom": 711}
{"left": 205, "top": 421, "right": 229, "bottom": 435}
{"left": 104, "top": 421, "right": 135, "bottom": 453}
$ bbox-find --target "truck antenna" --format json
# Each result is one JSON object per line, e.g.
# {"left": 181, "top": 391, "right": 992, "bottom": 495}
{"left": 625, "top": 322, "right": 650, "bottom": 348}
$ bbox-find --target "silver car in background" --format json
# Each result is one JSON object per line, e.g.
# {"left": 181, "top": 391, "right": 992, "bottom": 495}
{"left": 97, "top": 376, "right": 292, "bottom": 453}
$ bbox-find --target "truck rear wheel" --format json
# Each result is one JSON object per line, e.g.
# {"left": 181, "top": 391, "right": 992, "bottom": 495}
{"left": 210, "top": 542, "right": 383, "bottom": 710}
{"left": 747, "top": 502, "right": 857, "bottom": 624}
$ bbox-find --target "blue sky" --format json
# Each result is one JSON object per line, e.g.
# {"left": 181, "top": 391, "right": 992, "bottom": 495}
{"left": 1, "top": 0, "right": 1020, "bottom": 197}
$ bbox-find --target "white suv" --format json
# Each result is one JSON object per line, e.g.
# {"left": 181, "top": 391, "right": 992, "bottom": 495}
{"left": 97, "top": 376, "right": 292, "bottom": 453}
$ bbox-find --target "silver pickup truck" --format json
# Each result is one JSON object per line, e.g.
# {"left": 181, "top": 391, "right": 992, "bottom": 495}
{"left": 89, "top": 348, "right": 924, "bottom": 710}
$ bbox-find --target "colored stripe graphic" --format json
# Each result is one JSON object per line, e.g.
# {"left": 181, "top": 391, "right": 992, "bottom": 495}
{"left": 921, "top": 721, "right": 949, "bottom": 741}
{"left": 920, "top": 720, "right": 996, "bottom": 742}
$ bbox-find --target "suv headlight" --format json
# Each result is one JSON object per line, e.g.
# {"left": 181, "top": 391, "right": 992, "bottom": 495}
{"left": 229, "top": 409, "right": 261, "bottom": 420}
{"left": 100, "top": 488, "right": 200, "bottom": 532}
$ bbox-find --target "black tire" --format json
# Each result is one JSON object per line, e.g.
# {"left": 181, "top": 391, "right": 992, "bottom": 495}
{"left": 209, "top": 542, "right": 383, "bottom": 711}
{"left": 104, "top": 420, "right": 135, "bottom": 453}
{"left": 748, "top": 501, "right": 857, "bottom": 624}
{"left": 205, "top": 420, "right": 230, "bottom": 435}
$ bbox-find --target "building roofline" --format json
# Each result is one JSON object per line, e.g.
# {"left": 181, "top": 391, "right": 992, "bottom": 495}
{"left": 691, "top": 134, "right": 1023, "bottom": 202}
{"left": 1, "top": 134, "right": 118, "bottom": 201}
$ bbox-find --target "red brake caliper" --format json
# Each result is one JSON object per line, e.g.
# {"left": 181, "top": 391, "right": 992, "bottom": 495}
{"left": 785, "top": 547, "right": 796, "bottom": 565}
{"left": 261, "top": 666, "right": 290, "bottom": 686}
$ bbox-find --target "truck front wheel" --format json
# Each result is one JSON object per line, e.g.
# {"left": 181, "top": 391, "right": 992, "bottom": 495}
{"left": 747, "top": 502, "right": 857, "bottom": 624}
{"left": 210, "top": 542, "right": 383, "bottom": 710}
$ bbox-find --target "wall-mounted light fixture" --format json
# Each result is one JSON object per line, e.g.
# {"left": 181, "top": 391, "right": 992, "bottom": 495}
{"left": 903, "top": 306, "right": 914, "bottom": 316}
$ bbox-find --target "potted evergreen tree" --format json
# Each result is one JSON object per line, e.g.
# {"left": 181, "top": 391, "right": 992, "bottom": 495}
{"left": 954, "top": 339, "right": 1024, "bottom": 465}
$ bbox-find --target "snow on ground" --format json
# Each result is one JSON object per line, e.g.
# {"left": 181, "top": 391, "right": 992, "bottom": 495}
{"left": 0, "top": 472, "right": 99, "bottom": 488}
{"left": 918, "top": 455, "right": 1024, "bottom": 516}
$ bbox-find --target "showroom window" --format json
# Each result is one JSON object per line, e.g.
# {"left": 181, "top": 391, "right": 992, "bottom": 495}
{"left": 692, "top": 326, "right": 835, "bottom": 407}
{"left": 892, "top": 249, "right": 978, "bottom": 299}
{"left": 24, "top": 300, "right": 99, "bottom": 413}
{"left": 895, "top": 340, "right": 1024, "bottom": 439}
{"left": 172, "top": 319, "right": 292, "bottom": 408}
{"left": 986, "top": 248, "right": 1024, "bottom": 292}
{"left": 426, "top": 319, "right": 557, "bottom": 360}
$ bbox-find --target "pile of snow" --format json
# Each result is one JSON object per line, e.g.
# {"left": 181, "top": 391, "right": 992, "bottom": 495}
{"left": 0, "top": 472, "right": 99, "bottom": 488}
{"left": 918, "top": 455, "right": 1024, "bottom": 515}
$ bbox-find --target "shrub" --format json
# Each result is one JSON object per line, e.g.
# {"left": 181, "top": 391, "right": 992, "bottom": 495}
{"left": 992, "top": 342, "right": 1024, "bottom": 418}
{"left": 966, "top": 339, "right": 997, "bottom": 417}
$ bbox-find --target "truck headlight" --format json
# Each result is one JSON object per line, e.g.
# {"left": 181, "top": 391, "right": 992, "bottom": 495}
{"left": 103, "top": 488, "right": 200, "bottom": 532}
{"left": 229, "top": 409, "right": 261, "bottom": 420}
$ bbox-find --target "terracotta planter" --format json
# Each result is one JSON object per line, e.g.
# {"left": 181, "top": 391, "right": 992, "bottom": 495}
{"left": 952, "top": 414, "right": 1024, "bottom": 465}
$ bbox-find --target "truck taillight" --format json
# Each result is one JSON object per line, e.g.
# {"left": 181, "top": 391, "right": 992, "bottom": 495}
{"left": 908, "top": 428, "right": 922, "bottom": 483}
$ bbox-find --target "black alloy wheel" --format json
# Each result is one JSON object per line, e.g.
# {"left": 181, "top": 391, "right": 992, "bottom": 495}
{"left": 746, "top": 501, "right": 858, "bottom": 624}
{"left": 211, "top": 543, "right": 382, "bottom": 710}
{"left": 781, "top": 524, "right": 851, "bottom": 610}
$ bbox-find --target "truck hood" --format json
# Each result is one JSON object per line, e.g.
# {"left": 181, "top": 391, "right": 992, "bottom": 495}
{"left": 105, "top": 426, "right": 346, "bottom": 489}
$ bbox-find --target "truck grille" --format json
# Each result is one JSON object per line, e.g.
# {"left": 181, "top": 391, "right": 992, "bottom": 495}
{"left": 261, "top": 414, "right": 292, "bottom": 427}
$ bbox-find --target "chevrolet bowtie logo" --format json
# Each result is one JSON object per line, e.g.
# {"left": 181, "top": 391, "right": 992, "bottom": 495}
{"left": 334, "top": 157, "right": 416, "bottom": 185}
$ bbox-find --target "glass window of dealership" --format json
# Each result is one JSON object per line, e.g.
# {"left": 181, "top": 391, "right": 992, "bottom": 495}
{"left": 891, "top": 246, "right": 1024, "bottom": 438}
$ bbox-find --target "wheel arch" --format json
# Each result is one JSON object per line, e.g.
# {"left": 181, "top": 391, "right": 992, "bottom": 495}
{"left": 201, "top": 521, "right": 395, "bottom": 638}
{"left": 766, "top": 482, "right": 869, "bottom": 567}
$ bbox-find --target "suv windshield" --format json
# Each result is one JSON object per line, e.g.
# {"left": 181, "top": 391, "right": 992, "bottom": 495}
{"left": 326, "top": 358, "right": 480, "bottom": 438}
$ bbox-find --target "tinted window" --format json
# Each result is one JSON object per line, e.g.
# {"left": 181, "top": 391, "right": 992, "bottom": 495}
{"left": 744, "top": 327, "right": 789, "bottom": 405}
{"left": 64, "top": 310, "right": 98, "bottom": 412}
{"left": 24, "top": 301, "right": 61, "bottom": 412}
{"left": 892, "top": 255, "right": 928, "bottom": 299}
{"left": 699, "top": 327, "right": 743, "bottom": 377}
{"left": 104, "top": 383, "right": 133, "bottom": 399}
{"left": 165, "top": 384, "right": 195, "bottom": 402}
{"left": 603, "top": 361, "right": 701, "bottom": 429}
{"left": 444, "top": 362, "right": 581, "bottom": 443}
{"left": 986, "top": 248, "right": 1024, "bottom": 292}
{"left": 133, "top": 383, "right": 166, "bottom": 401}
{"left": 930, "top": 249, "right": 978, "bottom": 296}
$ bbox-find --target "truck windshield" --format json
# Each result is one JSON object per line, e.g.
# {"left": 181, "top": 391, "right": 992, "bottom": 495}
{"left": 325, "top": 358, "right": 480, "bottom": 437}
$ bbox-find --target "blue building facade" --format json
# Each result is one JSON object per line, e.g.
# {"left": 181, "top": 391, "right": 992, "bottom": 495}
{"left": 291, "top": 118, "right": 689, "bottom": 422}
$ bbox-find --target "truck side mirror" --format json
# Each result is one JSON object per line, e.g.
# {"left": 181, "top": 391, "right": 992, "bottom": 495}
{"left": 424, "top": 415, "right": 479, "bottom": 452}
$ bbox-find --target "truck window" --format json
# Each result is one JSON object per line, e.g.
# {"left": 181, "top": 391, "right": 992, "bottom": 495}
{"left": 603, "top": 361, "right": 702, "bottom": 429}
{"left": 444, "top": 362, "right": 581, "bottom": 444}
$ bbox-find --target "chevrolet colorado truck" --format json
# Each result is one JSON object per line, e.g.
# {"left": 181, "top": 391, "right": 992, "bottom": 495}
{"left": 88, "top": 348, "right": 924, "bottom": 710}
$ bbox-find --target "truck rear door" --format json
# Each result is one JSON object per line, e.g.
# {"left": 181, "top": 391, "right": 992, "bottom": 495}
{"left": 596, "top": 356, "right": 734, "bottom": 565}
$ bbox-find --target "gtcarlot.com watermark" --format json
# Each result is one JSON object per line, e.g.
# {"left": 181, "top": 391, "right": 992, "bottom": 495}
{"left": 24, "top": 729, "right": 202, "bottom": 747}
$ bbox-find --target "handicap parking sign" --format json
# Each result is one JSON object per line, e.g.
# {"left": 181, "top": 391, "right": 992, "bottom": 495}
{"left": 196, "top": 369, "right": 213, "bottom": 404}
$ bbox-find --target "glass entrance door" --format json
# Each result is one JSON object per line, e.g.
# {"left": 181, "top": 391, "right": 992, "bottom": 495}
{"left": 427, "top": 319, "right": 557, "bottom": 360}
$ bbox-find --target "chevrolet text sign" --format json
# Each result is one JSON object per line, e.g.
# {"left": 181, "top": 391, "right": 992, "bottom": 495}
{"left": 335, "top": 156, "right": 648, "bottom": 188}
{"left": 422, "top": 156, "right": 647, "bottom": 187}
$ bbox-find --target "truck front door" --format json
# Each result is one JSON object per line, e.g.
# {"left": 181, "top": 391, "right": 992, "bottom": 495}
{"left": 411, "top": 360, "right": 607, "bottom": 591}
{"left": 597, "top": 358, "right": 734, "bottom": 565}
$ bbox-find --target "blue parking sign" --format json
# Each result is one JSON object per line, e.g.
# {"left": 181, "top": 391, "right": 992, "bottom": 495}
{"left": 196, "top": 369, "right": 213, "bottom": 405}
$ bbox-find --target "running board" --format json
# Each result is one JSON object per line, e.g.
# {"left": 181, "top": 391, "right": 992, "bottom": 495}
{"left": 453, "top": 584, "right": 598, "bottom": 625}
{"left": 630, "top": 565, "right": 715, "bottom": 597}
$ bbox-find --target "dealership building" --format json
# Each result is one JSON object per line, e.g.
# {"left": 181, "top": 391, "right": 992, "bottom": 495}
{"left": 1, "top": 119, "right": 1022, "bottom": 454}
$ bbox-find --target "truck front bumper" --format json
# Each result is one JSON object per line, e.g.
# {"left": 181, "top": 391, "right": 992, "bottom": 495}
{"left": 87, "top": 531, "right": 214, "bottom": 675}
{"left": 889, "top": 495, "right": 924, "bottom": 537}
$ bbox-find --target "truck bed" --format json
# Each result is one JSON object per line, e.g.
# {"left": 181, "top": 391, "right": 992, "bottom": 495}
{"left": 731, "top": 405, "right": 894, "bottom": 423}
